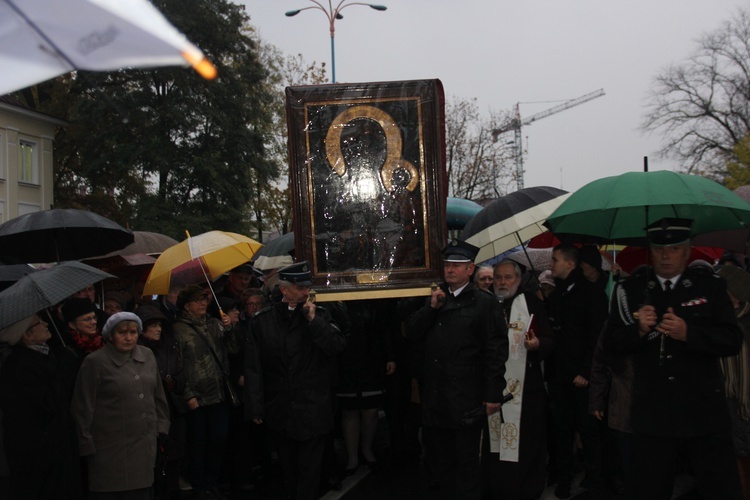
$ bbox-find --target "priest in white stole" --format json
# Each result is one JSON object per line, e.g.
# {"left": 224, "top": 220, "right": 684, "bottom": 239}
{"left": 484, "top": 260, "right": 554, "bottom": 500}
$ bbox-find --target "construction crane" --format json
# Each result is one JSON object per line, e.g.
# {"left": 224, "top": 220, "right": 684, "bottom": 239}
{"left": 492, "top": 88, "right": 605, "bottom": 190}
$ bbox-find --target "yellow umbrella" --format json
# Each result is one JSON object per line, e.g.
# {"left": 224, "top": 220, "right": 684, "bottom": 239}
{"left": 143, "top": 230, "right": 262, "bottom": 296}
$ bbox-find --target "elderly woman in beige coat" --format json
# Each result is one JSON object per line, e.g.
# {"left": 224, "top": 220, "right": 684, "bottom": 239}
{"left": 72, "top": 312, "right": 170, "bottom": 499}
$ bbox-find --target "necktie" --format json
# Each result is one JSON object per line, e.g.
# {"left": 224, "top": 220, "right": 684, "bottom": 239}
{"left": 659, "top": 279, "right": 672, "bottom": 366}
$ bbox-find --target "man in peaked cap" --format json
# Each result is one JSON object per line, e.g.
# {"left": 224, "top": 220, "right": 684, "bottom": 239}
{"left": 605, "top": 217, "right": 744, "bottom": 498}
{"left": 404, "top": 240, "right": 508, "bottom": 499}
{"left": 244, "top": 261, "right": 346, "bottom": 500}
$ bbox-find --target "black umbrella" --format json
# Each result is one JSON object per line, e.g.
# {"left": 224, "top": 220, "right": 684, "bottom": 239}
{"left": 0, "top": 209, "right": 134, "bottom": 263}
{"left": 252, "top": 232, "right": 295, "bottom": 271}
{"left": 461, "top": 186, "right": 570, "bottom": 263}
{"left": 0, "top": 261, "right": 114, "bottom": 332}
{"left": 0, "top": 264, "right": 38, "bottom": 291}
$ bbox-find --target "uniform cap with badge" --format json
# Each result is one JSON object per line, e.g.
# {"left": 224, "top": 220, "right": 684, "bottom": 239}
{"left": 278, "top": 261, "right": 313, "bottom": 286}
{"left": 442, "top": 239, "right": 480, "bottom": 263}
{"left": 646, "top": 218, "right": 693, "bottom": 246}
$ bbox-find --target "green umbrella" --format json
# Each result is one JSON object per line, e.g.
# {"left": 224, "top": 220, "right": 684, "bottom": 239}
{"left": 545, "top": 171, "right": 750, "bottom": 243}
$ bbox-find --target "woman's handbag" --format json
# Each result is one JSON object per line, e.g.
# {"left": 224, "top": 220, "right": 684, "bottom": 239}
{"left": 223, "top": 377, "right": 242, "bottom": 408}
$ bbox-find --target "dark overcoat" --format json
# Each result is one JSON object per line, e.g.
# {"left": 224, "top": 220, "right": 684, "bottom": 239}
{"left": 0, "top": 345, "right": 81, "bottom": 499}
{"left": 406, "top": 282, "right": 508, "bottom": 429}
{"left": 605, "top": 266, "right": 742, "bottom": 437}
{"left": 244, "top": 302, "right": 347, "bottom": 440}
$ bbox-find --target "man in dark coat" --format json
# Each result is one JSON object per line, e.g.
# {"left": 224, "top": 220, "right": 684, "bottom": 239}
{"left": 605, "top": 218, "right": 744, "bottom": 499}
{"left": 405, "top": 240, "right": 507, "bottom": 500}
{"left": 547, "top": 243, "right": 609, "bottom": 498}
{"left": 244, "top": 262, "right": 347, "bottom": 500}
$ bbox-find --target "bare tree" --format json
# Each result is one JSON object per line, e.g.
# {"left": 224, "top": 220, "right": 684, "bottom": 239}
{"left": 247, "top": 34, "right": 327, "bottom": 241}
{"left": 445, "top": 96, "right": 516, "bottom": 200}
{"left": 642, "top": 7, "right": 750, "bottom": 176}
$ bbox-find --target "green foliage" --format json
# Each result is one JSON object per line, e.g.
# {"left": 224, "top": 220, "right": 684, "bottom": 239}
{"left": 726, "top": 134, "right": 750, "bottom": 189}
{"left": 15, "top": 0, "right": 280, "bottom": 240}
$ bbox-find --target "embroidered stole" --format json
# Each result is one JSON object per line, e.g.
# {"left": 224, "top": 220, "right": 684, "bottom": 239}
{"left": 489, "top": 293, "right": 530, "bottom": 461}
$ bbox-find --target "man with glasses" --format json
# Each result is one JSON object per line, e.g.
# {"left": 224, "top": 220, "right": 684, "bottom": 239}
{"left": 173, "top": 285, "right": 237, "bottom": 500}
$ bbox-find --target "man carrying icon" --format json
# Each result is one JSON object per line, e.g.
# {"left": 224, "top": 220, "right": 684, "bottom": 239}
{"left": 405, "top": 240, "right": 507, "bottom": 500}
{"left": 244, "top": 261, "right": 347, "bottom": 500}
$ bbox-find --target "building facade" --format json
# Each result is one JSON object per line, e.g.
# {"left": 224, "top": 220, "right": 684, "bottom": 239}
{"left": 0, "top": 97, "right": 65, "bottom": 223}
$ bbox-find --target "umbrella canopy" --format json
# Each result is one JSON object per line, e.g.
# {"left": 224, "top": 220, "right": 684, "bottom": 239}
{"left": 0, "top": 264, "right": 38, "bottom": 291}
{"left": 545, "top": 171, "right": 750, "bottom": 243}
{"left": 0, "top": 261, "right": 114, "bottom": 330}
{"left": 0, "top": 0, "right": 216, "bottom": 96}
{"left": 143, "top": 230, "right": 262, "bottom": 295}
{"left": 0, "top": 209, "right": 134, "bottom": 263}
{"left": 88, "top": 231, "right": 179, "bottom": 258}
{"left": 461, "top": 186, "right": 571, "bottom": 263}
{"left": 505, "top": 248, "right": 553, "bottom": 272}
{"left": 252, "top": 232, "right": 295, "bottom": 271}
{"left": 82, "top": 252, "right": 157, "bottom": 286}
{"left": 447, "top": 197, "right": 483, "bottom": 230}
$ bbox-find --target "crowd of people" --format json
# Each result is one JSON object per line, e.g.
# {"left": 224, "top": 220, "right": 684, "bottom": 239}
{"left": 1, "top": 216, "right": 749, "bottom": 500}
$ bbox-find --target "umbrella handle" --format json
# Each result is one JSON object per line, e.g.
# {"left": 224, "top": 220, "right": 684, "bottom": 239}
{"left": 44, "top": 308, "right": 66, "bottom": 348}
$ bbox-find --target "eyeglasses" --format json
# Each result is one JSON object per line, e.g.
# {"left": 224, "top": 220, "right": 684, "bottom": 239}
{"left": 76, "top": 315, "right": 98, "bottom": 323}
{"left": 192, "top": 296, "right": 210, "bottom": 303}
{"left": 246, "top": 301, "right": 263, "bottom": 308}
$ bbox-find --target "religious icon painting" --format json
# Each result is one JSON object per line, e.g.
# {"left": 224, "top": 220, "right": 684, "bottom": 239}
{"left": 285, "top": 79, "right": 447, "bottom": 300}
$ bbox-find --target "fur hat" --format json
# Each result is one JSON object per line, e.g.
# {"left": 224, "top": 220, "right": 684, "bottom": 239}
{"left": 62, "top": 297, "right": 97, "bottom": 324}
{"left": 102, "top": 312, "right": 142, "bottom": 340}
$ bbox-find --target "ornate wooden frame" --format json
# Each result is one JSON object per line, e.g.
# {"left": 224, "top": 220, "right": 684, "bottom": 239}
{"left": 285, "top": 79, "right": 447, "bottom": 301}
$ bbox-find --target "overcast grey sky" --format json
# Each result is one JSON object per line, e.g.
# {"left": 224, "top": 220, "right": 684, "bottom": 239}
{"left": 241, "top": 0, "right": 746, "bottom": 193}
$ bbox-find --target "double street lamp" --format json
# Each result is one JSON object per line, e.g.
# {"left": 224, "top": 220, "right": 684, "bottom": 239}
{"left": 285, "top": 1, "right": 387, "bottom": 83}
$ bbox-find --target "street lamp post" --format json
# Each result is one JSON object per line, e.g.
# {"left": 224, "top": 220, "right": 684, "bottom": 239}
{"left": 285, "top": 1, "right": 387, "bottom": 83}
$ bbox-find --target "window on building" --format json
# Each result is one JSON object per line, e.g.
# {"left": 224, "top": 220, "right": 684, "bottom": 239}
{"left": 0, "top": 132, "right": 4, "bottom": 179}
{"left": 19, "top": 139, "right": 38, "bottom": 184}
{"left": 0, "top": 200, "right": 4, "bottom": 223}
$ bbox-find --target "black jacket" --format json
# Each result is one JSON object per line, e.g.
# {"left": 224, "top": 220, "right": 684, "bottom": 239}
{"left": 244, "top": 302, "right": 347, "bottom": 440}
{"left": 406, "top": 282, "right": 508, "bottom": 429}
{"left": 548, "top": 267, "right": 609, "bottom": 384}
{"left": 605, "top": 266, "right": 742, "bottom": 436}
{"left": 0, "top": 345, "right": 81, "bottom": 499}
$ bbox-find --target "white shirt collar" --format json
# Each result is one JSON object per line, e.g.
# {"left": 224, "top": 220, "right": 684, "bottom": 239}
{"left": 656, "top": 274, "right": 682, "bottom": 290}
{"left": 450, "top": 282, "right": 470, "bottom": 297}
